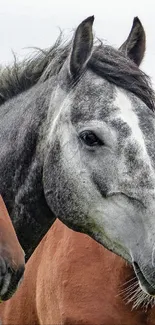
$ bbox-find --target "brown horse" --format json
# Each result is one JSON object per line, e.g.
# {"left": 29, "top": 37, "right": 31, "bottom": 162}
{"left": 0, "top": 196, "right": 25, "bottom": 302}
{"left": 1, "top": 218, "right": 155, "bottom": 325}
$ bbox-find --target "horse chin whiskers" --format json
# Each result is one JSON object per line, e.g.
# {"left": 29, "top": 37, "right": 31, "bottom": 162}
{"left": 118, "top": 277, "right": 155, "bottom": 311}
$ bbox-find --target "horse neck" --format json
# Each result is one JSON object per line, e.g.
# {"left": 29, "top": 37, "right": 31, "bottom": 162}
{"left": 0, "top": 80, "right": 56, "bottom": 261}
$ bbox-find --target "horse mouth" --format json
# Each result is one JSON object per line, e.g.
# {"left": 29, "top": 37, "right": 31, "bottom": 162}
{"left": 133, "top": 262, "right": 155, "bottom": 296}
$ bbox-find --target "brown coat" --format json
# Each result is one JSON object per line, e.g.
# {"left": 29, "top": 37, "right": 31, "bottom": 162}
{"left": 1, "top": 219, "right": 155, "bottom": 325}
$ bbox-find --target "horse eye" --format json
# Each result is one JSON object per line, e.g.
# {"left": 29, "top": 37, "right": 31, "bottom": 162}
{"left": 79, "top": 131, "right": 103, "bottom": 147}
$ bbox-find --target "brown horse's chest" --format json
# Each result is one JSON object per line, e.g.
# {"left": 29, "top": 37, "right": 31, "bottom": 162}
{"left": 48, "top": 220, "right": 155, "bottom": 325}
{"left": 1, "top": 220, "right": 155, "bottom": 325}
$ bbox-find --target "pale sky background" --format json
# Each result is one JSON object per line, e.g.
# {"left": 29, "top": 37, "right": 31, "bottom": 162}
{"left": 0, "top": 0, "right": 155, "bottom": 85}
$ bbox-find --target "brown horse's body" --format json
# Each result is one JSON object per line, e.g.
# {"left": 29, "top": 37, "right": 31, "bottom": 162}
{"left": 0, "top": 219, "right": 155, "bottom": 325}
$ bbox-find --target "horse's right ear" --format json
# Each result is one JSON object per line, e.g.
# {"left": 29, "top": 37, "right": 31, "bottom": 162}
{"left": 69, "top": 16, "right": 94, "bottom": 78}
{"left": 119, "top": 17, "right": 146, "bottom": 66}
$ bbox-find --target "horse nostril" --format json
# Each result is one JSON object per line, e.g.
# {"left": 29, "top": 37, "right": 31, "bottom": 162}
{"left": 0, "top": 257, "right": 7, "bottom": 276}
{"left": 14, "top": 265, "right": 25, "bottom": 282}
{"left": 152, "top": 246, "right": 155, "bottom": 267}
{"left": 7, "top": 264, "right": 25, "bottom": 282}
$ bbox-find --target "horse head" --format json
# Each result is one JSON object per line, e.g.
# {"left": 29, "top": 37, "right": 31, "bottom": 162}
{"left": 43, "top": 16, "right": 155, "bottom": 296}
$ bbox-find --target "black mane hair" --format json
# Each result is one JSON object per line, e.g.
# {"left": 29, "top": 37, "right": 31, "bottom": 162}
{"left": 0, "top": 35, "right": 154, "bottom": 111}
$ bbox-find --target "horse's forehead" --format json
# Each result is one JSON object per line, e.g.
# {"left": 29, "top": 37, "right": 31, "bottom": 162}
{"left": 71, "top": 73, "right": 116, "bottom": 123}
{"left": 112, "top": 88, "right": 155, "bottom": 142}
{"left": 71, "top": 75, "right": 153, "bottom": 130}
{"left": 113, "top": 89, "right": 147, "bottom": 143}
{"left": 77, "top": 72, "right": 115, "bottom": 104}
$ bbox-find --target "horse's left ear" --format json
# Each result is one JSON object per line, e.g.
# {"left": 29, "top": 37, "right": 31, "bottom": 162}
{"left": 69, "top": 16, "right": 94, "bottom": 77}
{"left": 119, "top": 17, "right": 146, "bottom": 66}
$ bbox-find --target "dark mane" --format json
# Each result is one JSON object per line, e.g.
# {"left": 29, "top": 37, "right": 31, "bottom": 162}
{"left": 0, "top": 35, "right": 154, "bottom": 111}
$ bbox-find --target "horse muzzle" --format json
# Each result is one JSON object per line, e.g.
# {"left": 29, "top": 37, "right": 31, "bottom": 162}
{"left": 133, "top": 261, "right": 155, "bottom": 296}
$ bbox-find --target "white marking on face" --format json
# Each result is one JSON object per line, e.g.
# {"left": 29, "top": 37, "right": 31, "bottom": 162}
{"left": 114, "top": 88, "right": 154, "bottom": 172}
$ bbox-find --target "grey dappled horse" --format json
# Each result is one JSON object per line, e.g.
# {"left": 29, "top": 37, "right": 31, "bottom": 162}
{"left": 0, "top": 16, "right": 155, "bottom": 296}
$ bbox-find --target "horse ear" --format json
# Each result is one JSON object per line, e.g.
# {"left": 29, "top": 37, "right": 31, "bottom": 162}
{"left": 69, "top": 16, "right": 94, "bottom": 77}
{"left": 119, "top": 17, "right": 146, "bottom": 66}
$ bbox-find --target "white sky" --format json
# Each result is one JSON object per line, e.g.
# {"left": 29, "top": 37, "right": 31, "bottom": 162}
{"left": 0, "top": 0, "right": 155, "bottom": 85}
